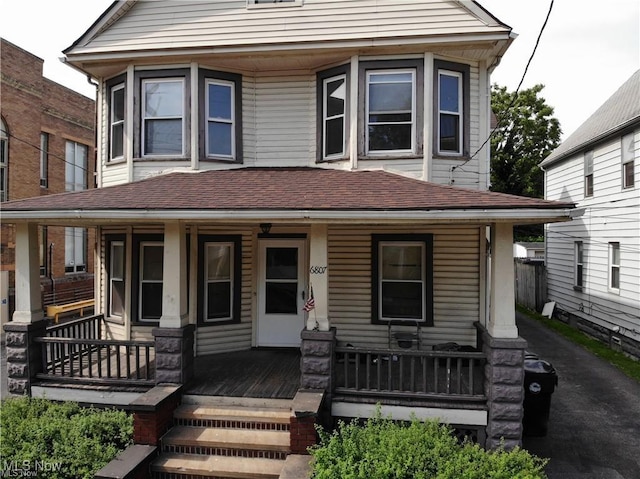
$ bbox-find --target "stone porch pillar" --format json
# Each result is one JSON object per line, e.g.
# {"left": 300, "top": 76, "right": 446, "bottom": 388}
{"left": 4, "top": 223, "right": 47, "bottom": 395}
{"left": 153, "top": 222, "right": 193, "bottom": 385}
{"left": 307, "top": 224, "right": 329, "bottom": 331}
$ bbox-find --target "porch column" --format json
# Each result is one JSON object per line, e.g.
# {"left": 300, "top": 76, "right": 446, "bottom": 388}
{"left": 153, "top": 222, "right": 194, "bottom": 385}
{"left": 488, "top": 223, "right": 518, "bottom": 339}
{"left": 4, "top": 223, "right": 47, "bottom": 395}
{"left": 307, "top": 224, "right": 329, "bottom": 331}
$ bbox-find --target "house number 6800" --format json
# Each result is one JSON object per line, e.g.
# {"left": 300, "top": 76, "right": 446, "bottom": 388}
{"left": 309, "top": 266, "right": 327, "bottom": 274}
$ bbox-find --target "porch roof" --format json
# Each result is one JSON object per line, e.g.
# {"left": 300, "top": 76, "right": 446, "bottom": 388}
{"left": 1, "top": 167, "right": 575, "bottom": 225}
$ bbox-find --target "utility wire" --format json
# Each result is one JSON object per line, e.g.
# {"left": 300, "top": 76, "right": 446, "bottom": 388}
{"left": 6, "top": 131, "right": 90, "bottom": 173}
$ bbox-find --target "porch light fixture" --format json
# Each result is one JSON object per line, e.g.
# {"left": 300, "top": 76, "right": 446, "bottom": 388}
{"left": 260, "top": 223, "right": 272, "bottom": 235}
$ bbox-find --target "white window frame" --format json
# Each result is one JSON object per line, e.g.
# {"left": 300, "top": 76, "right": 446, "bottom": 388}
{"left": 205, "top": 79, "right": 235, "bottom": 160}
{"left": 40, "top": 132, "right": 48, "bottom": 188}
{"left": 622, "top": 132, "right": 635, "bottom": 189}
{"left": 584, "top": 150, "right": 594, "bottom": 197}
{"left": 574, "top": 241, "right": 584, "bottom": 290}
{"left": 437, "top": 69, "right": 463, "bottom": 155}
{"left": 609, "top": 242, "right": 620, "bottom": 292}
{"left": 378, "top": 241, "right": 426, "bottom": 322}
{"left": 65, "top": 227, "right": 87, "bottom": 274}
{"left": 109, "top": 83, "right": 125, "bottom": 161}
{"left": 365, "top": 69, "right": 416, "bottom": 155}
{"left": 109, "top": 241, "right": 125, "bottom": 318}
{"left": 322, "top": 73, "right": 347, "bottom": 160}
{"left": 138, "top": 241, "right": 164, "bottom": 322}
{"left": 204, "top": 242, "right": 234, "bottom": 322}
{"left": 141, "top": 78, "right": 185, "bottom": 157}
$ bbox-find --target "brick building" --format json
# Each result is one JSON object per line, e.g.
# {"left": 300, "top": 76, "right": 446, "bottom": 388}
{"left": 1, "top": 39, "right": 96, "bottom": 326}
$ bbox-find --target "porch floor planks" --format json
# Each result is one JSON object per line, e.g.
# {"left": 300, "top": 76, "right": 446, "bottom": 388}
{"left": 187, "top": 349, "right": 301, "bottom": 399}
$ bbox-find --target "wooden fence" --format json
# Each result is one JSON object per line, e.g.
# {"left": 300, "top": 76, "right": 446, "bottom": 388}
{"left": 514, "top": 259, "right": 547, "bottom": 312}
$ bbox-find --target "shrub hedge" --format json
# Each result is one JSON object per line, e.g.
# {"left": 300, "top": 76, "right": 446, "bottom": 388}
{"left": 310, "top": 415, "right": 547, "bottom": 479}
{"left": 0, "top": 397, "right": 133, "bottom": 479}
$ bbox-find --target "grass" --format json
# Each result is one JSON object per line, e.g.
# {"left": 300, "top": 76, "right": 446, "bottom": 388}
{"left": 517, "top": 304, "right": 640, "bottom": 383}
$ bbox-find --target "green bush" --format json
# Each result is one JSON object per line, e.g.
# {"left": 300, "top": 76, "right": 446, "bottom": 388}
{"left": 310, "top": 415, "right": 547, "bottom": 479}
{"left": 0, "top": 397, "right": 133, "bottom": 479}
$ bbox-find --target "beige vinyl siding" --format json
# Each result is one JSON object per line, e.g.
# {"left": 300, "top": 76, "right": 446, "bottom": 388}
{"left": 545, "top": 132, "right": 640, "bottom": 339}
{"left": 102, "top": 164, "right": 130, "bottom": 186}
{"left": 328, "top": 225, "right": 481, "bottom": 349}
{"left": 195, "top": 227, "right": 254, "bottom": 356}
{"left": 75, "top": 0, "right": 508, "bottom": 55}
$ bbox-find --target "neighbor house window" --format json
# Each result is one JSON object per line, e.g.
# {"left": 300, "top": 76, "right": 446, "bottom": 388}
{"left": 434, "top": 60, "right": 470, "bottom": 157}
{"left": 609, "top": 242, "right": 620, "bottom": 291}
{"left": 198, "top": 235, "right": 242, "bottom": 324}
{"left": 372, "top": 234, "right": 433, "bottom": 325}
{"left": 39, "top": 226, "right": 48, "bottom": 277}
{"left": 0, "top": 118, "right": 7, "bottom": 202}
{"left": 366, "top": 69, "right": 416, "bottom": 154}
{"left": 142, "top": 78, "right": 185, "bottom": 156}
{"left": 622, "top": 132, "right": 635, "bottom": 189}
{"left": 65, "top": 141, "right": 88, "bottom": 274}
{"left": 574, "top": 241, "right": 584, "bottom": 290}
{"left": 584, "top": 150, "right": 594, "bottom": 197}
{"left": 108, "top": 239, "right": 125, "bottom": 318}
{"left": 65, "top": 228, "right": 86, "bottom": 273}
{"left": 40, "top": 132, "right": 49, "bottom": 188}
{"left": 138, "top": 241, "right": 164, "bottom": 321}
{"left": 109, "top": 83, "right": 125, "bottom": 161}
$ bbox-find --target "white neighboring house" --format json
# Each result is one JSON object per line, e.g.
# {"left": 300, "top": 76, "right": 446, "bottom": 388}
{"left": 541, "top": 70, "right": 640, "bottom": 358}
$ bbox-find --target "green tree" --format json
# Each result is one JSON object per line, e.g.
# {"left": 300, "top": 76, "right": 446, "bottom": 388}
{"left": 490, "top": 83, "right": 561, "bottom": 240}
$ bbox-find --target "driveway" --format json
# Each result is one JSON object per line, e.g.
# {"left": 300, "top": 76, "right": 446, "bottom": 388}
{"left": 517, "top": 312, "right": 640, "bottom": 479}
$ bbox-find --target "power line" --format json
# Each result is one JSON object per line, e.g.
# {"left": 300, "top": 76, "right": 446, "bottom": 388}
{"left": 6, "top": 131, "right": 91, "bottom": 173}
{"left": 450, "top": 0, "right": 555, "bottom": 181}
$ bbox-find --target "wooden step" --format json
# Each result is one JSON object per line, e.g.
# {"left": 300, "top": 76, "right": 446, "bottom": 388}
{"left": 174, "top": 404, "right": 291, "bottom": 430}
{"left": 152, "top": 452, "right": 284, "bottom": 479}
{"left": 161, "top": 425, "right": 290, "bottom": 459}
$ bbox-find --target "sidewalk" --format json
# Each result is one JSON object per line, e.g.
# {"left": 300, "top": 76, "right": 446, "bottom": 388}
{"left": 517, "top": 312, "right": 640, "bottom": 479}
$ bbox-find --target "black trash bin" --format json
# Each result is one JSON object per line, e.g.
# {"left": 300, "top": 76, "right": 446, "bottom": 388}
{"left": 523, "top": 353, "right": 558, "bottom": 437}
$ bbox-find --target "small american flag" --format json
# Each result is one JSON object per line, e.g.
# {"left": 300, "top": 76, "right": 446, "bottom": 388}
{"left": 303, "top": 285, "right": 315, "bottom": 312}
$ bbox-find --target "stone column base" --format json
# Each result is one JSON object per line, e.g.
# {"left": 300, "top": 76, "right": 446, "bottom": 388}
{"left": 152, "top": 324, "right": 195, "bottom": 385}
{"left": 4, "top": 320, "right": 48, "bottom": 396}
{"left": 300, "top": 328, "right": 336, "bottom": 395}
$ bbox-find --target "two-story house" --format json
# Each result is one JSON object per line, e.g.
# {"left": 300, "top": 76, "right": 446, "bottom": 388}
{"left": 3, "top": 1, "right": 576, "bottom": 463}
{"left": 541, "top": 70, "right": 639, "bottom": 360}
{"left": 0, "top": 39, "right": 95, "bottom": 328}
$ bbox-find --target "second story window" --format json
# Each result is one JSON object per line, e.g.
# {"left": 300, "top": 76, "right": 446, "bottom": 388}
{"left": 142, "top": 78, "right": 185, "bottom": 156}
{"left": 0, "top": 118, "right": 7, "bottom": 202}
{"left": 366, "top": 70, "right": 416, "bottom": 154}
{"left": 609, "top": 242, "right": 620, "bottom": 292}
{"left": 584, "top": 150, "right": 594, "bottom": 197}
{"left": 110, "top": 83, "right": 125, "bottom": 161}
{"left": 40, "top": 133, "right": 49, "bottom": 188}
{"left": 206, "top": 80, "right": 235, "bottom": 159}
{"left": 323, "top": 74, "right": 347, "bottom": 159}
{"left": 622, "top": 132, "right": 635, "bottom": 189}
{"left": 65, "top": 141, "right": 88, "bottom": 191}
{"left": 438, "top": 70, "right": 463, "bottom": 154}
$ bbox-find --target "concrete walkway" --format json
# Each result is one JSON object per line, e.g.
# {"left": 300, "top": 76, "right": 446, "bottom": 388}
{"left": 517, "top": 312, "right": 640, "bottom": 479}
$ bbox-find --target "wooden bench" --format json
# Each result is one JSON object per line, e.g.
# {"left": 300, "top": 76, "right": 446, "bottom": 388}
{"left": 46, "top": 299, "right": 95, "bottom": 324}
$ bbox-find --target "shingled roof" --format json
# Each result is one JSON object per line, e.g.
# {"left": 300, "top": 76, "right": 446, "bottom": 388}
{"left": 1, "top": 168, "right": 574, "bottom": 224}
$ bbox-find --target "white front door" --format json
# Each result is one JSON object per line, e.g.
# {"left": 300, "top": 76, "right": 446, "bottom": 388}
{"left": 257, "top": 239, "right": 306, "bottom": 347}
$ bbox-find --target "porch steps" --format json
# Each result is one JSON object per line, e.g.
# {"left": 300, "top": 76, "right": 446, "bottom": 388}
{"left": 151, "top": 396, "right": 293, "bottom": 479}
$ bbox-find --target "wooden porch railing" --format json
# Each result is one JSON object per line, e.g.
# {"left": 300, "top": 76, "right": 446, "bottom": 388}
{"left": 35, "top": 315, "right": 155, "bottom": 387}
{"left": 334, "top": 347, "right": 486, "bottom": 402}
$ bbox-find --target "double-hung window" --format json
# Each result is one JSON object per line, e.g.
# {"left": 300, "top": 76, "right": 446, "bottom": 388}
{"left": 323, "top": 74, "right": 347, "bottom": 159}
{"left": 434, "top": 60, "right": 469, "bottom": 157}
{"left": 109, "top": 239, "right": 125, "bottom": 318}
{"left": 198, "top": 235, "right": 241, "bottom": 324}
{"left": 609, "top": 242, "right": 620, "bottom": 292}
{"left": 109, "top": 83, "right": 125, "bottom": 161}
{"left": 366, "top": 70, "right": 416, "bottom": 154}
{"left": 372, "top": 234, "right": 433, "bottom": 325}
{"left": 0, "top": 118, "right": 7, "bottom": 202}
{"left": 65, "top": 141, "right": 88, "bottom": 273}
{"left": 142, "top": 78, "right": 185, "bottom": 156}
{"left": 206, "top": 80, "right": 235, "bottom": 159}
{"left": 40, "top": 132, "right": 49, "bottom": 187}
{"left": 622, "top": 132, "right": 635, "bottom": 189}
{"left": 584, "top": 150, "right": 594, "bottom": 197}
{"left": 574, "top": 241, "right": 584, "bottom": 290}
{"left": 138, "top": 241, "right": 164, "bottom": 321}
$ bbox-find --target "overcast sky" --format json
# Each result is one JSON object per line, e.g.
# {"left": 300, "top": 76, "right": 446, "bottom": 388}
{"left": 1, "top": 0, "right": 638, "bottom": 139}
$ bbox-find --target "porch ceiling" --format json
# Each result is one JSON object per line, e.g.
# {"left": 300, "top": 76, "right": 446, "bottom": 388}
{"left": 2, "top": 167, "right": 575, "bottom": 226}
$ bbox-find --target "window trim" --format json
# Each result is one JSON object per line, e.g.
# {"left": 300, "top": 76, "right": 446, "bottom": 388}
{"left": 584, "top": 150, "right": 594, "bottom": 197}
{"left": 573, "top": 241, "right": 584, "bottom": 291}
{"left": 433, "top": 60, "right": 470, "bottom": 158}
{"left": 108, "top": 77, "right": 126, "bottom": 162}
{"left": 622, "top": 132, "right": 635, "bottom": 189}
{"left": 608, "top": 242, "right": 620, "bottom": 293}
{"left": 131, "top": 234, "right": 164, "bottom": 325}
{"left": 317, "top": 65, "right": 350, "bottom": 162}
{"left": 371, "top": 234, "right": 433, "bottom": 326}
{"left": 198, "top": 69, "right": 243, "bottom": 163}
{"left": 197, "top": 235, "right": 242, "bottom": 326}
{"left": 106, "top": 235, "right": 126, "bottom": 320}
{"left": 358, "top": 59, "right": 424, "bottom": 159}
